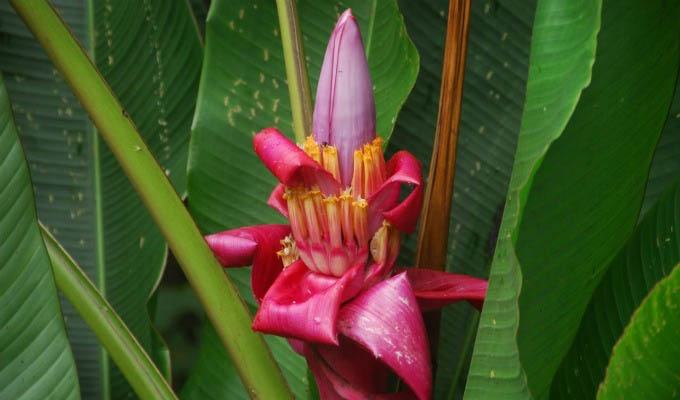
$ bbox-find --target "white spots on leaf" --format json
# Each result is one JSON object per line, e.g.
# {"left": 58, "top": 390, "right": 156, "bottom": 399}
{"left": 490, "top": 369, "right": 495, "bottom": 378}
{"left": 229, "top": 20, "right": 235, "bottom": 31}
{"left": 475, "top": 161, "right": 481, "bottom": 171}
{"left": 256, "top": 101, "right": 264, "bottom": 110}
{"left": 253, "top": 90, "right": 260, "bottom": 100}
{"left": 107, "top": 55, "right": 114, "bottom": 65}
{"left": 158, "top": 118, "right": 168, "bottom": 127}
{"left": 273, "top": 28, "right": 279, "bottom": 37}
{"left": 272, "top": 98, "right": 280, "bottom": 113}
{"left": 272, "top": 78, "right": 279, "bottom": 89}
{"left": 485, "top": 70, "right": 494, "bottom": 80}
{"left": 48, "top": 194, "right": 54, "bottom": 203}
{"left": 484, "top": 3, "right": 491, "bottom": 14}
{"left": 501, "top": 32, "right": 508, "bottom": 41}
{"left": 478, "top": 125, "right": 486, "bottom": 134}
{"left": 503, "top": 61, "right": 510, "bottom": 69}
{"left": 238, "top": 8, "right": 245, "bottom": 19}
{"left": 139, "top": 236, "right": 145, "bottom": 248}
{"left": 263, "top": 49, "right": 269, "bottom": 61}
{"left": 259, "top": 73, "right": 265, "bottom": 84}
{"left": 234, "top": 78, "right": 245, "bottom": 87}
{"left": 223, "top": 96, "right": 230, "bottom": 106}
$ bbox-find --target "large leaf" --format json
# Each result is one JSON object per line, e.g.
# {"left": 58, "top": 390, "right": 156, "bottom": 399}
{"left": 0, "top": 73, "right": 80, "bottom": 399}
{"left": 466, "top": 0, "right": 680, "bottom": 398}
{"left": 387, "top": 0, "right": 537, "bottom": 397}
{"left": 550, "top": 179, "right": 680, "bottom": 399}
{"left": 597, "top": 265, "right": 680, "bottom": 400}
{"left": 184, "top": 0, "right": 418, "bottom": 396}
{"left": 0, "top": 1, "right": 202, "bottom": 398}
{"left": 640, "top": 74, "right": 680, "bottom": 217}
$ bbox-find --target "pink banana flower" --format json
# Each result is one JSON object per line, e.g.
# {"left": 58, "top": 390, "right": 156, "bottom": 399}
{"left": 205, "top": 9, "right": 487, "bottom": 399}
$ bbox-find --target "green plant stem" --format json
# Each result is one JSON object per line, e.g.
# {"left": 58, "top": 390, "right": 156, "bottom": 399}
{"left": 275, "top": 0, "right": 313, "bottom": 144}
{"left": 10, "top": 1, "right": 292, "bottom": 398}
{"left": 41, "top": 224, "right": 176, "bottom": 400}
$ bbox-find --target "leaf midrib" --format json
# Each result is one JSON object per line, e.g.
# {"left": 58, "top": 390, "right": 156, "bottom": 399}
{"left": 364, "top": 0, "right": 377, "bottom": 60}
{"left": 86, "top": 0, "right": 110, "bottom": 398}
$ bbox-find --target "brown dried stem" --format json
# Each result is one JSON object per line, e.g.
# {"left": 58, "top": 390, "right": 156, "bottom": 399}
{"left": 414, "top": 0, "right": 472, "bottom": 363}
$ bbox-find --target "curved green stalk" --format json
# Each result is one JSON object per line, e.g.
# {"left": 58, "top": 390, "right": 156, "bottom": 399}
{"left": 41, "top": 224, "right": 176, "bottom": 400}
{"left": 275, "top": 0, "right": 313, "bottom": 144}
{"left": 10, "top": 1, "right": 292, "bottom": 398}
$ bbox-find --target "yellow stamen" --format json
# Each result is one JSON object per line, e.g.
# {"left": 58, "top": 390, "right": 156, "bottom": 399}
{"left": 322, "top": 145, "right": 341, "bottom": 181}
{"left": 352, "top": 150, "right": 364, "bottom": 199}
{"left": 362, "top": 146, "right": 379, "bottom": 197}
{"left": 323, "top": 197, "right": 342, "bottom": 248}
{"left": 301, "top": 192, "right": 322, "bottom": 244}
{"left": 352, "top": 199, "right": 369, "bottom": 245}
{"left": 284, "top": 188, "right": 307, "bottom": 240}
{"left": 303, "top": 135, "right": 322, "bottom": 164}
{"left": 370, "top": 137, "right": 387, "bottom": 182}
{"left": 340, "top": 191, "right": 354, "bottom": 246}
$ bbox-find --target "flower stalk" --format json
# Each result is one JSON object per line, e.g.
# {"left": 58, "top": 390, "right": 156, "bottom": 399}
{"left": 415, "top": 0, "right": 472, "bottom": 358}
{"left": 275, "top": 0, "right": 314, "bottom": 144}
{"left": 9, "top": 1, "right": 292, "bottom": 398}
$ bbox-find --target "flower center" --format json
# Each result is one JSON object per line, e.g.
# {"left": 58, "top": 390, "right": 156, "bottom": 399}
{"left": 278, "top": 136, "right": 398, "bottom": 277}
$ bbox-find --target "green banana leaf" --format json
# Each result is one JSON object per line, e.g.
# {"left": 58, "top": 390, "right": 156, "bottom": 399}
{"left": 597, "top": 265, "right": 680, "bottom": 400}
{"left": 184, "top": 0, "right": 418, "bottom": 396}
{"left": 465, "top": 0, "right": 680, "bottom": 399}
{"left": 0, "top": 1, "right": 202, "bottom": 398}
{"left": 0, "top": 73, "right": 81, "bottom": 399}
{"left": 640, "top": 74, "right": 680, "bottom": 216}
{"left": 550, "top": 178, "right": 680, "bottom": 399}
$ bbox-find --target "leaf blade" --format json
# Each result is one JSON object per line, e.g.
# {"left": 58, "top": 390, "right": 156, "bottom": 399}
{"left": 0, "top": 72, "right": 81, "bottom": 400}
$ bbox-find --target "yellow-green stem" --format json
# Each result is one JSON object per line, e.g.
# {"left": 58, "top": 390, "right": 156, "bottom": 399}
{"left": 10, "top": 1, "right": 292, "bottom": 398}
{"left": 41, "top": 224, "right": 176, "bottom": 400}
{"left": 275, "top": 0, "right": 313, "bottom": 144}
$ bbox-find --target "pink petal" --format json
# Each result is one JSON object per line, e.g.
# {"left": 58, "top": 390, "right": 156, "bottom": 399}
{"left": 314, "top": 336, "right": 390, "bottom": 395}
{"left": 306, "top": 338, "right": 416, "bottom": 399}
{"left": 253, "top": 128, "right": 340, "bottom": 195}
{"left": 253, "top": 251, "right": 367, "bottom": 344}
{"left": 368, "top": 151, "right": 423, "bottom": 234}
{"left": 205, "top": 225, "right": 290, "bottom": 301}
{"left": 267, "top": 183, "right": 289, "bottom": 218}
{"left": 337, "top": 273, "right": 431, "bottom": 400}
{"left": 400, "top": 268, "right": 488, "bottom": 311}
{"left": 313, "top": 9, "right": 376, "bottom": 186}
